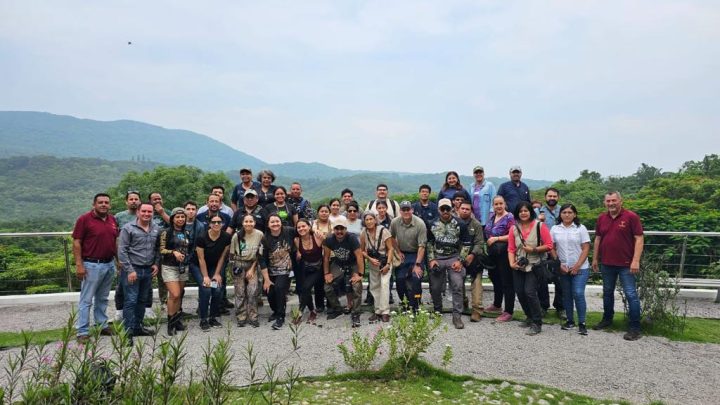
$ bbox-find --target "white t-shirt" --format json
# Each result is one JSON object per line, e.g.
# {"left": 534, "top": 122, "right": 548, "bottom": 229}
{"left": 550, "top": 223, "right": 591, "bottom": 269}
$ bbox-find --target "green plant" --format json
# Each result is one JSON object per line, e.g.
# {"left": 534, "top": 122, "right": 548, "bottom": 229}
{"left": 384, "top": 308, "right": 446, "bottom": 373}
{"left": 337, "top": 327, "right": 384, "bottom": 372}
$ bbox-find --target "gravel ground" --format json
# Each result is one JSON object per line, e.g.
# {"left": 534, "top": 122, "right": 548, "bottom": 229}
{"left": 1, "top": 290, "right": 719, "bottom": 405}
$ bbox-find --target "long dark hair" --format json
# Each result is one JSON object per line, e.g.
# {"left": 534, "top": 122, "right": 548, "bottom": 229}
{"left": 442, "top": 171, "right": 463, "bottom": 191}
{"left": 558, "top": 203, "right": 581, "bottom": 226}
{"left": 513, "top": 201, "right": 537, "bottom": 221}
{"left": 236, "top": 214, "right": 256, "bottom": 242}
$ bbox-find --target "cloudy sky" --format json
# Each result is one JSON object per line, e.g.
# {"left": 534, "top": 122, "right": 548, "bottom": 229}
{"left": 1, "top": 1, "right": 718, "bottom": 180}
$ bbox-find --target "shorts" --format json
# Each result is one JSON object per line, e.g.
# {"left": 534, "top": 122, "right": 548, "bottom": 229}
{"left": 162, "top": 265, "right": 189, "bottom": 282}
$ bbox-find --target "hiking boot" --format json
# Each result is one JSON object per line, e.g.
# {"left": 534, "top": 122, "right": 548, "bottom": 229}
{"left": 470, "top": 312, "right": 482, "bottom": 322}
{"left": 368, "top": 313, "right": 380, "bottom": 323}
{"left": 526, "top": 323, "right": 541, "bottom": 336}
{"left": 271, "top": 318, "right": 285, "bottom": 330}
{"left": 167, "top": 316, "right": 176, "bottom": 336}
{"left": 200, "top": 319, "right": 210, "bottom": 332}
{"left": 351, "top": 314, "right": 361, "bottom": 328}
{"left": 561, "top": 321, "right": 576, "bottom": 330}
{"left": 623, "top": 329, "right": 642, "bottom": 341}
{"left": 452, "top": 314, "right": 464, "bottom": 329}
{"left": 237, "top": 320, "right": 246, "bottom": 327}
{"left": 495, "top": 312, "right": 513, "bottom": 322}
{"left": 578, "top": 323, "right": 588, "bottom": 335}
{"left": 485, "top": 304, "right": 502, "bottom": 313}
{"left": 557, "top": 309, "right": 567, "bottom": 320}
{"left": 381, "top": 314, "right": 390, "bottom": 322}
{"left": 518, "top": 318, "right": 532, "bottom": 328}
{"left": 593, "top": 319, "right": 613, "bottom": 330}
{"left": 209, "top": 318, "right": 222, "bottom": 328}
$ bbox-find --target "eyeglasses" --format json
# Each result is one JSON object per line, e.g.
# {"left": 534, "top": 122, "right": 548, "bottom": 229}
{"left": 210, "top": 220, "right": 223, "bottom": 225}
{"left": 439, "top": 206, "right": 452, "bottom": 212}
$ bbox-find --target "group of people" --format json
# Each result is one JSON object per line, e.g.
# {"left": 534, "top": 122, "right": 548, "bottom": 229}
{"left": 72, "top": 165, "right": 645, "bottom": 345}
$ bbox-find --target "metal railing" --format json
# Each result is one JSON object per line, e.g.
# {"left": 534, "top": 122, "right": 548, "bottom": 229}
{"left": 1, "top": 230, "right": 719, "bottom": 295}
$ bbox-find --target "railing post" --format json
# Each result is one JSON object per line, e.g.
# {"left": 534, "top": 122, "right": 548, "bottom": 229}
{"left": 63, "top": 237, "right": 73, "bottom": 292}
{"left": 678, "top": 235, "right": 688, "bottom": 279}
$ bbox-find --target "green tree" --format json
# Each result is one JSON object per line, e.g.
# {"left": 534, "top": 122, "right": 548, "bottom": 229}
{"left": 107, "top": 165, "right": 233, "bottom": 212}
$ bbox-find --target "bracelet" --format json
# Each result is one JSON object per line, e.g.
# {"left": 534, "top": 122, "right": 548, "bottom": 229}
{"left": 414, "top": 263, "right": 421, "bottom": 266}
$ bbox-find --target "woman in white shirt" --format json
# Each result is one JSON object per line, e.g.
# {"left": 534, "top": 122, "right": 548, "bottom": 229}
{"left": 551, "top": 204, "right": 591, "bottom": 335}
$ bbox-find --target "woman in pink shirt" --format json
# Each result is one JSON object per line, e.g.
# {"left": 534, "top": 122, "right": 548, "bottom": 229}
{"left": 508, "top": 201, "right": 553, "bottom": 336}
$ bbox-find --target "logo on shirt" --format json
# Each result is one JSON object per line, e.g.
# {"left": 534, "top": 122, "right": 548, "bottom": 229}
{"left": 618, "top": 220, "right": 627, "bottom": 229}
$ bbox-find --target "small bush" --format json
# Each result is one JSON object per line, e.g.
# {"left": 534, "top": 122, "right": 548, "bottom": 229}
{"left": 26, "top": 284, "right": 64, "bottom": 294}
{"left": 337, "top": 327, "right": 384, "bottom": 372}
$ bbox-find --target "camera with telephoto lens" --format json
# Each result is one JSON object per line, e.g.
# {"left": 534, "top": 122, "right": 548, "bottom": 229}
{"left": 517, "top": 257, "right": 529, "bottom": 267}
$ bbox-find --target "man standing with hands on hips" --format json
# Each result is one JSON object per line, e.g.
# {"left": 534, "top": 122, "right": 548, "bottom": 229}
{"left": 73, "top": 193, "right": 119, "bottom": 343}
{"left": 592, "top": 191, "right": 644, "bottom": 341}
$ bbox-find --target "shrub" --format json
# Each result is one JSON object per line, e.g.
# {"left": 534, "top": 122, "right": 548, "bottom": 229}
{"left": 337, "top": 327, "right": 384, "bottom": 372}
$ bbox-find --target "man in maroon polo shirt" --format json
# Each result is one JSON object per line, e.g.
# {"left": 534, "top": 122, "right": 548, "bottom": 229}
{"left": 591, "top": 191, "right": 644, "bottom": 341}
{"left": 73, "top": 193, "right": 119, "bottom": 342}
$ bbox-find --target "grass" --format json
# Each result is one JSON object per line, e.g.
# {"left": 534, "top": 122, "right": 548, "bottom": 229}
{"left": 229, "top": 359, "right": 631, "bottom": 404}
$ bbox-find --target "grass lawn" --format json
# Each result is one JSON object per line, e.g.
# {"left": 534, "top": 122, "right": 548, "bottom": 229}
{"left": 229, "top": 360, "right": 631, "bottom": 404}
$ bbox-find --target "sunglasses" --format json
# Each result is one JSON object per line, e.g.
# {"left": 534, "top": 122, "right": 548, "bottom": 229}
{"left": 439, "top": 206, "right": 452, "bottom": 212}
{"left": 210, "top": 220, "right": 223, "bottom": 224}
{"left": 347, "top": 209, "right": 357, "bottom": 213}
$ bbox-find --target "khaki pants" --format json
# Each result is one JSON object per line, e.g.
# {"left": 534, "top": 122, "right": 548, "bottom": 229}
{"left": 234, "top": 270, "right": 259, "bottom": 322}
{"left": 369, "top": 264, "right": 391, "bottom": 315}
{"left": 470, "top": 272, "right": 484, "bottom": 315}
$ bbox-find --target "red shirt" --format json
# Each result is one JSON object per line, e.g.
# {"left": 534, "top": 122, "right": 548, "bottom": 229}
{"left": 595, "top": 209, "right": 643, "bottom": 267}
{"left": 72, "top": 210, "right": 119, "bottom": 259}
{"left": 507, "top": 220, "right": 553, "bottom": 254}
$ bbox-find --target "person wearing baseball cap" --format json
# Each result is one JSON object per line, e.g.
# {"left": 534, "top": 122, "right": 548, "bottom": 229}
{"left": 469, "top": 166, "right": 497, "bottom": 226}
{"left": 427, "top": 198, "right": 471, "bottom": 329}
{"left": 497, "top": 166, "right": 531, "bottom": 214}
{"left": 322, "top": 216, "right": 365, "bottom": 327}
{"left": 230, "top": 167, "right": 261, "bottom": 212}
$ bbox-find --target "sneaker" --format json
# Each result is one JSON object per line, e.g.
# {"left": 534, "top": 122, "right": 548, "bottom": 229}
{"left": 200, "top": 320, "right": 211, "bottom": 332}
{"left": 578, "top": 323, "right": 588, "bottom": 335}
{"left": 593, "top": 319, "right": 613, "bottom": 330}
{"left": 518, "top": 318, "right": 532, "bottom": 328}
{"left": 526, "top": 323, "right": 541, "bottom": 336}
{"left": 327, "top": 311, "right": 342, "bottom": 320}
{"left": 557, "top": 309, "right": 567, "bottom": 320}
{"left": 272, "top": 318, "right": 285, "bottom": 330}
{"left": 452, "top": 314, "right": 465, "bottom": 329}
{"left": 351, "top": 315, "right": 361, "bottom": 328}
{"left": 496, "top": 312, "right": 513, "bottom": 322}
{"left": 249, "top": 320, "right": 260, "bottom": 328}
{"left": 237, "top": 320, "right": 246, "bottom": 327}
{"left": 484, "top": 304, "right": 502, "bottom": 313}
{"left": 470, "top": 312, "right": 482, "bottom": 322}
{"left": 623, "top": 329, "right": 642, "bottom": 341}
{"left": 209, "top": 318, "right": 222, "bottom": 328}
{"left": 561, "top": 321, "right": 576, "bottom": 330}
{"left": 268, "top": 314, "right": 278, "bottom": 322}
{"left": 368, "top": 313, "right": 380, "bottom": 323}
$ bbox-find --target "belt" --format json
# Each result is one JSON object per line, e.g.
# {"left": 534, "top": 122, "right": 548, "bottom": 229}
{"left": 83, "top": 257, "right": 114, "bottom": 263}
{"left": 401, "top": 250, "right": 417, "bottom": 254}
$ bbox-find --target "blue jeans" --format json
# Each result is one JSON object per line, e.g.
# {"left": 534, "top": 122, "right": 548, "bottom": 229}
{"left": 395, "top": 252, "right": 423, "bottom": 311}
{"left": 121, "top": 266, "right": 153, "bottom": 333}
{"left": 560, "top": 267, "right": 590, "bottom": 324}
{"left": 601, "top": 265, "right": 641, "bottom": 330}
{"left": 76, "top": 261, "right": 115, "bottom": 336}
{"left": 189, "top": 263, "right": 222, "bottom": 320}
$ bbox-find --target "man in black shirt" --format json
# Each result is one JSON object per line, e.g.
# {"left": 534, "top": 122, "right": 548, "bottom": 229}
{"left": 322, "top": 217, "right": 364, "bottom": 327}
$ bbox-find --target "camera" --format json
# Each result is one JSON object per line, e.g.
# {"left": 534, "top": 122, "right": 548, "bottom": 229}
{"left": 210, "top": 280, "right": 218, "bottom": 289}
{"left": 517, "top": 257, "right": 529, "bottom": 267}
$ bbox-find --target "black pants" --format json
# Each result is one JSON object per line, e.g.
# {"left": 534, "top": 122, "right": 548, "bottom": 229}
{"left": 513, "top": 270, "right": 542, "bottom": 325}
{"left": 115, "top": 279, "right": 124, "bottom": 310}
{"left": 538, "top": 277, "right": 564, "bottom": 311}
{"left": 488, "top": 251, "right": 515, "bottom": 314}
{"left": 313, "top": 270, "right": 326, "bottom": 309}
{"left": 268, "top": 274, "right": 290, "bottom": 319}
{"left": 300, "top": 266, "right": 322, "bottom": 312}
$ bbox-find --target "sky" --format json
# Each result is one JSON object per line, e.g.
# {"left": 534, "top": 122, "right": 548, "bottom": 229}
{"left": 1, "top": 1, "right": 718, "bottom": 181}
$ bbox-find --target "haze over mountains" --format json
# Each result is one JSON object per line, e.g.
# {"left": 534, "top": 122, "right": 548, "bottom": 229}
{"left": 0, "top": 111, "right": 553, "bottom": 226}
